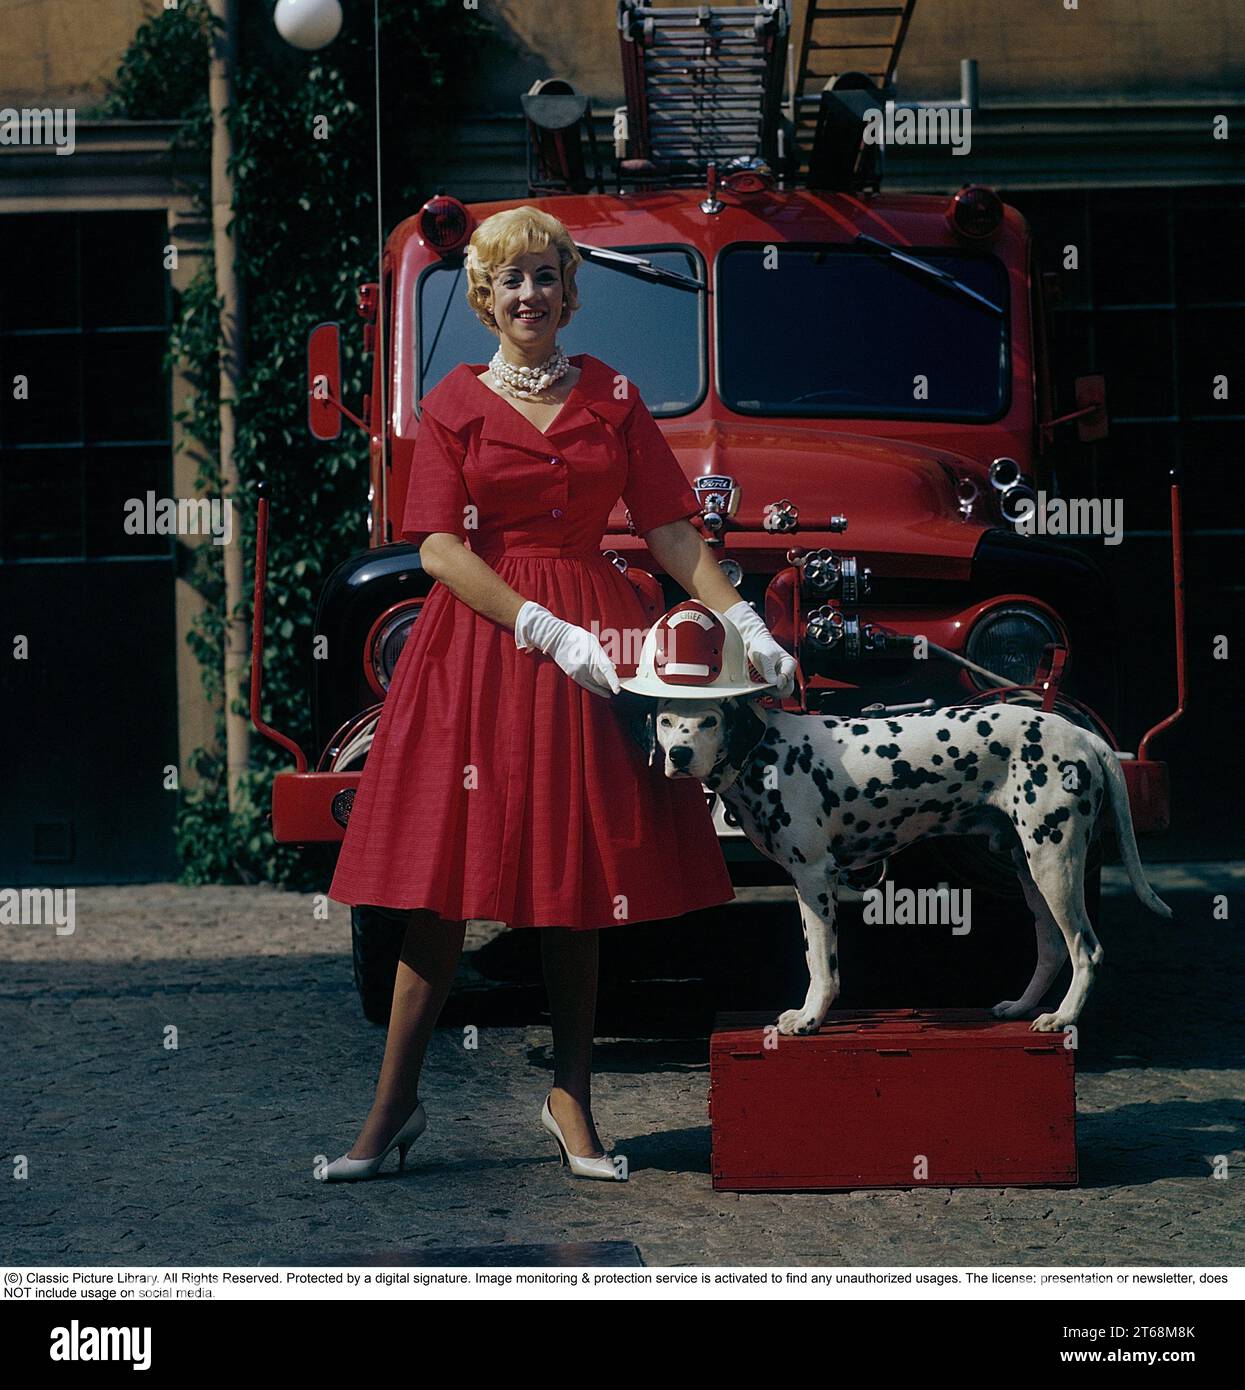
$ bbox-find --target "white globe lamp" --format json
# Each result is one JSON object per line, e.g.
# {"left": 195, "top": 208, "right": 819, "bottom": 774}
{"left": 274, "top": 0, "right": 344, "bottom": 51}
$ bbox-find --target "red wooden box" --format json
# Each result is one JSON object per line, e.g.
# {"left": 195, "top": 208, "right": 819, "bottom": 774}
{"left": 709, "top": 1008, "right": 1077, "bottom": 1191}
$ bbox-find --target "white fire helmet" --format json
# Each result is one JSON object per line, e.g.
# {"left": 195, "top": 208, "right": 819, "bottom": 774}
{"left": 619, "top": 600, "right": 776, "bottom": 699}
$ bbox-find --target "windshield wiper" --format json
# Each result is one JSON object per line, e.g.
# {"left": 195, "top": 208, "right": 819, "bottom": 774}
{"left": 575, "top": 243, "right": 705, "bottom": 293}
{"left": 854, "top": 234, "right": 1004, "bottom": 316}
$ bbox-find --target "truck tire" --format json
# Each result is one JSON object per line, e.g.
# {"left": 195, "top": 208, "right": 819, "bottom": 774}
{"left": 351, "top": 905, "right": 408, "bottom": 1025}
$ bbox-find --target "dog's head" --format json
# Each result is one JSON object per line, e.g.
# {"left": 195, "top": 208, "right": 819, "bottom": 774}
{"left": 616, "top": 692, "right": 769, "bottom": 791}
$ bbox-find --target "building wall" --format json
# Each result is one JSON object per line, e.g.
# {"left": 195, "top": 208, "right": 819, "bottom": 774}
{"left": 0, "top": 0, "right": 153, "bottom": 108}
{"left": 476, "top": 0, "right": 1245, "bottom": 108}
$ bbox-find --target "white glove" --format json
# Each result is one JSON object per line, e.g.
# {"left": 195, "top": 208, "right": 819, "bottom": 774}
{"left": 513, "top": 600, "right": 620, "bottom": 699}
{"left": 722, "top": 599, "right": 798, "bottom": 697}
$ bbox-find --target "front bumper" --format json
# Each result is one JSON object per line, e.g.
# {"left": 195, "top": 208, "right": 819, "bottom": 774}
{"left": 270, "top": 755, "right": 1171, "bottom": 845}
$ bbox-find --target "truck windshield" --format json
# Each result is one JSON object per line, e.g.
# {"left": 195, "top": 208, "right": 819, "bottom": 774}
{"left": 717, "top": 243, "right": 1009, "bottom": 420}
{"left": 417, "top": 245, "right": 705, "bottom": 414}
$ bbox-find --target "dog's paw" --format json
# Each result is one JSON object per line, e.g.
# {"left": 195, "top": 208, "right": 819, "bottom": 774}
{"left": 777, "top": 1007, "right": 823, "bottom": 1036}
{"left": 991, "top": 999, "right": 1034, "bottom": 1020}
{"left": 1030, "top": 1011, "right": 1073, "bottom": 1033}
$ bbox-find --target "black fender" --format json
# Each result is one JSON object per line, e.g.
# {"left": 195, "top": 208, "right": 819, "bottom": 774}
{"left": 312, "top": 542, "right": 435, "bottom": 755}
{"left": 968, "top": 527, "right": 1120, "bottom": 731}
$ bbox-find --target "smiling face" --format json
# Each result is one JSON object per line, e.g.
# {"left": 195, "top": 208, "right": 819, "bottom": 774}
{"left": 488, "top": 247, "right": 568, "bottom": 360}
{"left": 654, "top": 698, "right": 731, "bottom": 780}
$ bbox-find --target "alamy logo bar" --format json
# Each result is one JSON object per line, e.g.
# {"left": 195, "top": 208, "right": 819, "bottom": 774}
{"left": 49, "top": 1321, "right": 151, "bottom": 1370}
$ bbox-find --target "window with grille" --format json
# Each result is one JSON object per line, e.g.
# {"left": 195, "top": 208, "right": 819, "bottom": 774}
{"left": 1010, "top": 187, "right": 1245, "bottom": 536}
{"left": 0, "top": 211, "right": 173, "bottom": 562}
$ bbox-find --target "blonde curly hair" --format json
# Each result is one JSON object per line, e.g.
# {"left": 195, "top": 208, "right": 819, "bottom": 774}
{"left": 465, "top": 206, "right": 582, "bottom": 333}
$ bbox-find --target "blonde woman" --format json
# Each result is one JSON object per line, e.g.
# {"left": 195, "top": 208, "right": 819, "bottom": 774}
{"left": 326, "top": 206, "right": 796, "bottom": 1181}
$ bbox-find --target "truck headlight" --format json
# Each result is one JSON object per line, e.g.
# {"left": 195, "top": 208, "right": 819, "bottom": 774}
{"left": 965, "top": 605, "right": 1062, "bottom": 690}
{"left": 367, "top": 604, "right": 421, "bottom": 693}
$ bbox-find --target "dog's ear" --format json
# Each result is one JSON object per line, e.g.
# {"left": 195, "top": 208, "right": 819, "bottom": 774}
{"left": 614, "top": 690, "right": 657, "bottom": 768}
{"left": 723, "top": 697, "right": 768, "bottom": 770}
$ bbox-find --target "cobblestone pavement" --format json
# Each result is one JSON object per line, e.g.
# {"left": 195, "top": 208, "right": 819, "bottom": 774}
{"left": 3, "top": 865, "right": 1242, "bottom": 1267}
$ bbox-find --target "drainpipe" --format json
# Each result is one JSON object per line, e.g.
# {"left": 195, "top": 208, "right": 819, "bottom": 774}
{"left": 208, "top": 0, "right": 250, "bottom": 815}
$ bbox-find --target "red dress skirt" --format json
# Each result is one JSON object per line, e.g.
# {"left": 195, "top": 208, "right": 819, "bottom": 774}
{"left": 328, "top": 352, "right": 735, "bottom": 929}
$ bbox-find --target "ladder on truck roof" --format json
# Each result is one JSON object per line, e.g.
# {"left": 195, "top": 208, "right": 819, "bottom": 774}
{"left": 790, "top": 1, "right": 917, "bottom": 167}
{"left": 616, "top": 0, "right": 791, "bottom": 183}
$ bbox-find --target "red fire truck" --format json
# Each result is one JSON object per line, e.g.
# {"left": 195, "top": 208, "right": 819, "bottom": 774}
{"left": 252, "top": 0, "right": 1184, "bottom": 1021}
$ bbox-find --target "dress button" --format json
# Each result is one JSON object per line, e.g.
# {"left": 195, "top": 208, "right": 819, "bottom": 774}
{"left": 551, "top": 507, "right": 564, "bottom": 519}
{"left": 549, "top": 456, "right": 560, "bottom": 465}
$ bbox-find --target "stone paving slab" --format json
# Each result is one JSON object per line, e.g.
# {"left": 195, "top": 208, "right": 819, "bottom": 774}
{"left": 1, "top": 869, "right": 1242, "bottom": 1267}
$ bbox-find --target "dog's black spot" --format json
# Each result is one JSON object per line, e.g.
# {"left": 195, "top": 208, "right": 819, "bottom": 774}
{"left": 946, "top": 746, "right": 960, "bottom": 758}
{"left": 827, "top": 950, "right": 838, "bottom": 973}
{"left": 1078, "top": 799, "right": 1092, "bottom": 815}
{"left": 936, "top": 728, "right": 950, "bottom": 742}
{"left": 844, "top": 787, "right": 858, "bottom": 802}
{"left": 791, "top": 847, "right": 806, "bottom": 863}
{"left": 812, "top": 766, "right": 840, "bottom": 811}
{"left": 887, "top": 721, "right": 904, "bottom": 735}
{"left": 976, "top": 720, "right": 992, "bottom": 736}
{"left": 931, "top": 754, "right": 943, "bottom": 765}
{"left": 989, "top": 741, "right": 1011, "bottom": 758}
{"left": 1032, "top": 805, "right": 1072, "bottom": 845}
{"left": 875, "top": 743, "right": 900, "bottom": 759}
{"left": 872, "top": 797, "right": 889, "bottom": 808}
{"left": 843, "top": 812, "right": 855, "bottom": 825}
{"left": 860, "top": 745, "right": 870, "bottom": 754}
{"left": 982, "top": 780, "right": 994, "bottom": 792}
{"left": 1025, "top": 725, "right": 1042, "bottom": 743}
{"left": 1030, "top": 763, "right": 1048, "bottom": 787}
{"left": 890, "top": 761, "right": 945, "bottom": 790}
{"left": 851, "top": 724, "right": 869, "bottom": 735}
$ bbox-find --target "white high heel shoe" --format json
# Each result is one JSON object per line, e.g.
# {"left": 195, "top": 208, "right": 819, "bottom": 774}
{"left": 323, "top": 1102, "right": 426, "bottom": 1182}
{"left": 541, "top": 1092, "right": 625, "bottom": 1181}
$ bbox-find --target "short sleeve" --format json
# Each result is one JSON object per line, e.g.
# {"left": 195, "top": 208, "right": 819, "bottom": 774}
{"left": 400, "top": 408, "right": 470, "bottom": 547}
{"left": 620, "top": 394, "right": 701, "bottom": 535}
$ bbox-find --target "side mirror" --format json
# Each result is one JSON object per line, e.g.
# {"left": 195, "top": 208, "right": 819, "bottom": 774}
{"left": 308, "top": 321, "right": 343, "bottom": 441}
{"left": 1073, "top": 373, "right": 1108, "bottom": 443}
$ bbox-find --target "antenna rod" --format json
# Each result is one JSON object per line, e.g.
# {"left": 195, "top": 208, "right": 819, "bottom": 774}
{"left": 373, "top": 0, "right": 389, "bottom": 529}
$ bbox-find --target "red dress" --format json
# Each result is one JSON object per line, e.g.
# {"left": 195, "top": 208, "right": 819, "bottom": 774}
{"left": 328, "top": 352, "right": 735, "bottom": 929}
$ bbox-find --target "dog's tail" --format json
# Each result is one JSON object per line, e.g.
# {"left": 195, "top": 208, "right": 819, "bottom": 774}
{"left": 1094, "top": 738, "right": 1173, "bottom": 918}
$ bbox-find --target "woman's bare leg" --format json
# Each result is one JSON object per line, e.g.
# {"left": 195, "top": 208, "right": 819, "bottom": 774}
{"left": 347, "top": 909, "right": 466, "bottom": 1159}
{"left": 540, "top": 926, "right": 605, "bottom": 1158}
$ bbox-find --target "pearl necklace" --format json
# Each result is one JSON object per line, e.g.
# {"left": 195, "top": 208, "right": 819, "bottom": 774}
{"left": 488, "top": 345, "right": 570, "bottom": 399}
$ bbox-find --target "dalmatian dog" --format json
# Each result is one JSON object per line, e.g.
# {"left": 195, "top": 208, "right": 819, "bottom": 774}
{"left": 625, "top": 695, "right": 1172, "bottom": 1036}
